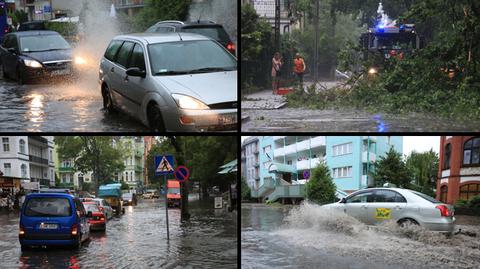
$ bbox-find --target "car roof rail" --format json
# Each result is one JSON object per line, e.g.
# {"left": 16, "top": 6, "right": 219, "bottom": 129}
{"left": 156, "top": 20, "right": 184, "bottom": 25}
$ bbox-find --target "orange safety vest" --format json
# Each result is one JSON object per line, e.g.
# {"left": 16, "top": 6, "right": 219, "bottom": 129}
{"left": 294, "top": 58, "right": 305, "bottom": 74}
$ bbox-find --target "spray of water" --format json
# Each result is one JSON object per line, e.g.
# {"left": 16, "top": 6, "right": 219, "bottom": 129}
{"left": 376, "top": 2, "right": 396, "bottom": 27}
{"left": 273, "top": 202, "right": 480, "bottom": 268}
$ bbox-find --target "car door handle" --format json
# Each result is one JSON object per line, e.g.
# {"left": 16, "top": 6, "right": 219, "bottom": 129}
{"left": 124, "top": 76, "right": 129, "bottom": 82}
{"left": 110, "top": 67, "right": 114, "bottom": 73}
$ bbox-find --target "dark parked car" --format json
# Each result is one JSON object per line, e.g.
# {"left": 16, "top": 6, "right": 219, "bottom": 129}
{"left": 18, "top": 21, "right": 47, "bottom": 32}
{"left": 145, "top": 20, "right": 236, "bottom": 55}
{"left": 0, "top": 31, "right": 74, "bottom": 84}
{"left": 122, "top": 193, "right": 137, "bottom": 206}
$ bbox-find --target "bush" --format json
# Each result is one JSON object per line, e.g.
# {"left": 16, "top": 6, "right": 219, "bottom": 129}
{"left": 305, "top": 162, "right": 336, "bottom": 204}
{"left": 454, "top": 199, "right": 468, "bottom": 208}
{"left": 241, "top": 176, "right": 251, "bottom": 200}
{"left": 467, "top": 195, "right": 480, "bottom": 209}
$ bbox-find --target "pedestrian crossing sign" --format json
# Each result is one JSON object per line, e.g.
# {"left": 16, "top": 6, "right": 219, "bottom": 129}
{"left": 155, "top": 155, "right": 174, "bottom": 175}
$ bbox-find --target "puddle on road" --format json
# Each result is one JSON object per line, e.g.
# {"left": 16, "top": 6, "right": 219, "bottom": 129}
{"left": 271, "top": 202, "right": 480, "bottom": 269}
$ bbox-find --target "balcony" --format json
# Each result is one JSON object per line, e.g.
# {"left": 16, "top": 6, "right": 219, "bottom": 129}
{"left": 310, "top": 136, "right": 326, "bottom": 148}
{"left": 267, "top": 184, "right": 305, "bottom": 203}
{"left": 254, "top": 149, "right": 259, "bottom": 154}
{"left": 254, "top": 163, "right": 260, "bottom": 168}
{"left": 296, "top": 157, "right": 322, "bottom": 170}
{"left": 362, "top": 151, "right": 376, "bottom": 162}
{"left": 362, "top": 136, "right": 377, "bottom": 142}
{"left": 361, "top": 175, "right": 374, "bottom": 187}
{"left": 273, "top": 147, "right": 284, "bottom": 158}
{"left": 29, "top": 155, "right": 48, "bottom": 165}
{"left": 59, "top": 167, "right": 74, "bottom": 172}
{"left": 273, "top": 136, "right": 286, "bottom": 141}
{"left": 28, "top": 136, "right": 48, "bottom": 145}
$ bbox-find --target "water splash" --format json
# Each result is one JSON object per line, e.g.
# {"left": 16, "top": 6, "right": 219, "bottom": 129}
{"left": 376, "top": 2, "right": 396, "bottom": 28}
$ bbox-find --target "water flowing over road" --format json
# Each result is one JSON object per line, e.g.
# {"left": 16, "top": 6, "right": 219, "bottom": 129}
{"left": 0, "top": 198, "right": 237, "bottom": 268}
{"left": 242, "top": 203, "right": 480, "bottom": 269}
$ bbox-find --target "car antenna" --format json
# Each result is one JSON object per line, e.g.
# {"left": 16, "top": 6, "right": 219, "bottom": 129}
{"left": 177, "top": 32, "right": 183, "bottom": 41}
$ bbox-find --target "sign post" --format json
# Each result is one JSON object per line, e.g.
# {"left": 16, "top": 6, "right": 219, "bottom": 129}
{"left": 155, "top": 155, "right": 174, "bottom": 241}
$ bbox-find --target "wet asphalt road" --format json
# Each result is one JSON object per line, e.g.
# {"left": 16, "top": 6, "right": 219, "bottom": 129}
{"left": 241, "top": 203, "right": 480, "bottom": 269}
{"left": 0, "top": 77, "right": 146, "bottom": 132}
{"left": 0, "top": 198, "right": 237, "bottom": 268}
{"left": 242, "top": 108, "right": 480, "bottom": 132}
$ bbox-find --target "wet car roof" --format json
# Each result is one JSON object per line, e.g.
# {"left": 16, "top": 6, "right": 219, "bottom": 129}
{"left": 114, "top": 32, "right": 210, "bottom": 44}
{"left": 10, "top": 30, "right": 60, "bottom": 36}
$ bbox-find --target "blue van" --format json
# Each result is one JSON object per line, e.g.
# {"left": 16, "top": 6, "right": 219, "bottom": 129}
{"left": 19, "top": 193, "right": 91, "bottom": 251}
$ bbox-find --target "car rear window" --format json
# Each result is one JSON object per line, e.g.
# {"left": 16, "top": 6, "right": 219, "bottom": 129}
{"left": 104, "top": 40, "right": 123, "bottom": 61}
{"left": 412, "top": 191, "right": 442, "bottom": 203}
{"left": 182, "top": 26, "right": 230, "bottom": 43}
{"left": 25, "top": 197, "right": 72, "bottom": 217}
{"left": 83, "top": 204, "right": 100, "bottom": 212}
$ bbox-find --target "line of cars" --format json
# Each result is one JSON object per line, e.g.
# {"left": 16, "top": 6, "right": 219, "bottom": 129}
{"left": 18, "top": 189, "right": 131, "bottom": 251}
{"left": 0, "top": 20, "right": 237, "bottom": 131}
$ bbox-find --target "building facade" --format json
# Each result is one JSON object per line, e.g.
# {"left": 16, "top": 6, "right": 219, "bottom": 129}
{"left": 115, "top": 136, "right": 145, "bottom": 190}
{"left": 143, "top": 136, "right": 154, "bottom": 187}
{"left": 0, "top": 136, "right": 55, "bottom": 187}
{"left": 253, "top": 136, "right": 403, "bottom": 202}
{"left": 241, "top": 137, "right": 260, "bottom": 189}
{"left": 251, "top": 0, "right": 295, "bottom": 34}
{"left": 437, "top": 136, "right": 480, "bottom": 204}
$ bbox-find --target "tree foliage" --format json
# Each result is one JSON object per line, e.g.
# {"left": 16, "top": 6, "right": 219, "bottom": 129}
{"left": 306, "top": 162, "right": 336, "bottom": 204}
{"left": 130, "top": 0, "right": 191, "bottom": 32}
{"left": 372, "top": 147, "right": 412, "bottom": 188}
{"left": 405, "top": 149, "right": 439, "bottom": 197}
{"left": 241, "top": 176, "right": 251, "bottom": 200}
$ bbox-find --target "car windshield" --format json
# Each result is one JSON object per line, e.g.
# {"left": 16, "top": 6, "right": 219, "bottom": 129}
{"left": 411, "top": 191, "right": 442, "bottom": 203}
{"left": 148, "top": 40, "right": 236, "bottom": 76}
{"left": 182, "top": 26, "right": 230, "bottom": 42}
{"left": 19, "top": 34, "right": 71, "bottom": 53}
{"left": 168, "top": 188, "right": 180, "bottom": 194}
{"left": 123, "top": 193, "right": 132, "bottom": 198}
{"left": 83, "top": 204, "right": 100, "bottom": 212}
{"left": 25, "top": 197, "right": 72, "bottom": 217}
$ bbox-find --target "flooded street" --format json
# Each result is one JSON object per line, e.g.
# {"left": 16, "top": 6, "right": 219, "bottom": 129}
{"left": 0, "top": 78, "right": 146, "bottom": 132}
{"left": 242, "top": 108, "right": 480, "bottom": 132}
{"left": 0, "top": 198, "right": 237, "bottom": 268}
{"left": 242, "top": 203, "right": 480, "bottom": 269}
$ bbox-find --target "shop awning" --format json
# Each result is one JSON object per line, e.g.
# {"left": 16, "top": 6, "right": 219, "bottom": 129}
{"left": 268, "top": 162, "right": 296, "bottom": 174}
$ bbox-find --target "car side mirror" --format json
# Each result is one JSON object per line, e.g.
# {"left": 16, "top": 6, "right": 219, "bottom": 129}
{"left": 7, "top": 48, "right": 17, "bottom": 54}
{"left": 340, "top": 198, "right": 346, "bottom": 203}
{"left": 126, "top": 67, "right": 146, "bottom": 78}
{"left": 87, "top": 211, "right": 92, "bottom": 218}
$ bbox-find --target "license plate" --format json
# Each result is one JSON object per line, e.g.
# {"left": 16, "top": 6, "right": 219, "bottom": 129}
{"left": 51, "top": 69, "right": 71, "bottom": 76}
{"left": 218, "top": 114, "right": 237, "bottom": 125}
{"left": 39, "top": 223, "right": 58, "bottom": 229}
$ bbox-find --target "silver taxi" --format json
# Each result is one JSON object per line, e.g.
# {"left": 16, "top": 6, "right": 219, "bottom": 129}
{"left": 323, "top": 188, "right": 455, "bottom": 233}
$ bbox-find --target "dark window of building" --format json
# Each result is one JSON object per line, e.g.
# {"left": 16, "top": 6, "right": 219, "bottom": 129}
{"left": 459, "top": 184, "right": 480, "bottom": 200}
{"left": 463, "top": 137, "right": 480, "bottom": 166}
{"left": 444, "top": 143, "right": 451, "bottom": 169}
{"left": 440, "top": 185, "right": 448, "bottom": 203}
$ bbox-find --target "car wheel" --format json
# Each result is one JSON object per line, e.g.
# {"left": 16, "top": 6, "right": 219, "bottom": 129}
{"left": 398, "top": 218, "right": 419, "bottom": 228}
{"left": 102, "top": 85, "right": 115, "bottom": 113}
{"left": 147, "top": 104, "right": 166, "bottom": 132}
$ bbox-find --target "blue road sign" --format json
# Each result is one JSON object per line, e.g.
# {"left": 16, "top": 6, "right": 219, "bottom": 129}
{"left": 174, "top": 166, "right": 190, "bottom": 182}
{"left": 303, "top": 170, "right": 310, "bottom": 180}
{"left": 155, "top": 155, "right": 174, "bottom": 176}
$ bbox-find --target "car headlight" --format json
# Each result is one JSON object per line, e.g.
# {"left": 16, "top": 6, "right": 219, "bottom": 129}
{"left": 75, "top": 56, "right": 87, "bottom": 65}
{"left": 24, "top": 59, "right": 42, "bottom": 68}
{"left": 368, "top": 67, "right": 378, "bottom": 75}
{"left": 171, "top": 94, "right": 209, "bottom": 110}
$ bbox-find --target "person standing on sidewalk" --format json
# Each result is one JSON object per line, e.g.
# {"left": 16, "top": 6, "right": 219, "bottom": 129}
{"left": 271, "top": 52, "right": 283, "bottom": 94}
{"left": 294, "top": 53, "right": 306, "bottom": 88}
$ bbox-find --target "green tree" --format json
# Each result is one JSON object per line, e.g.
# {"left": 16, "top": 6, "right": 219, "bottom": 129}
{"left": 306, "top": 162, "right": 336, "bottom": 204}
{"left": 131, "top": 0, "right": 191, "bottom": 31}
{"left": 405, "top": 149, "right": 439, "bottom": 196}
{"left": 120, "top": 180, "right": 130, "bottom": 190}
{"left": 241, "top": 176, "right": 251, "bottom": 200}
{"left": 55, "top": 136, "right": 126, "bottom": 193}
{"left": 372, "top": 147, "right": 412, "bottom": 188}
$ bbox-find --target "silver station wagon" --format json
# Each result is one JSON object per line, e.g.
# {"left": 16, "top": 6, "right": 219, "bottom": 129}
{"left": 323, "top": 188, "right": 455, "bottom": 233}
{"left": 99, "top": 33, "right": 237, "bottom": 132}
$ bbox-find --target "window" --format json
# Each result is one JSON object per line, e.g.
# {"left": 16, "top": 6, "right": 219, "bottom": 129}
{"left": 128, "top": 43, "right": 146, "bottom": 70}
{"left": 2, "top": 137, "right": 9, "bottom": 152}
{"left": 116, "top": 41, "right": 135, "bottom": 68}
{"left": 463, "top": 137, "right": 480, "bottom": 166}
{"left": 444, "top": 143, "right": 451, "bottom": 169}
{"left": 440, "top": 185, "right": 448, "bottom": 203}
{"left": 25, "top": 198, "right": 72, "bottom": 217}
{"left": 61, "top": 174, "right": 66, "bottom": 183}
{"left": 49, "top": 150, "right": 52, "bottom": 161}
{"left": 459, "top": 184, "right": 480, "bottom": 201}
{"left": 104, "top": 40, "right": 123, "bottom": 61}
{"left": 346, "top": 191, "right": 374, "bottom": 203}
{"left": 19, "top": 139, "right": 26, "bottom": 154}
{"left": 21, "top": 164, "right": 27, "bottom": 178}
{"left": 332, "top": 166, "right": 352, "bottom": 178}
{"left": 78, "top": 173, "right": 84, "bottom": 183}
{"left": 333, "top": 143, "right": 352, "bottom": 156}
{"left": 3, "top": 163, "right": 11, "bottom": 176}
{"left": 374, "top": 190, "right": 406, "bottom": 203}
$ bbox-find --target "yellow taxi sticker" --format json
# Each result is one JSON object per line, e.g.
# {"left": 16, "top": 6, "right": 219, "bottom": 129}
{"left": 375, "top": 208, "right": 392, "bottom": 219}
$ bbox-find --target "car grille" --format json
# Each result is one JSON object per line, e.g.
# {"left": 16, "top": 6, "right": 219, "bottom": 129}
{"left": 208, "top": 101, "right": 237, "bottom": 109}
{"left": 44, "top": 61, "right": 72, "bottom": 71}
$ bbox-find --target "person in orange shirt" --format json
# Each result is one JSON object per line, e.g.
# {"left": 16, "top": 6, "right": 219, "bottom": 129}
{"left": 293, "top": 53, "right": 306, "bottom": 87}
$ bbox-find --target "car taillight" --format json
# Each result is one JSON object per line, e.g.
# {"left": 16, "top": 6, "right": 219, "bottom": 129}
{"left": 19, "top": 225, "right": 25, "bottom": 238}
{"left": 226, "top": 42, "right": 235, "bottom": 53}
{"left": 71, "top": 224, "right": 78, "bottom": 236}
{"left": 100, "top": 217, "right": 105, "bottom": 221}
{"left": 436, "top": 205, "right": 450, "bottom": 217}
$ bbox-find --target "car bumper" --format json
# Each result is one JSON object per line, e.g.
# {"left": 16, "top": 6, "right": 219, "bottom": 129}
{"left": 22, "top": 66, "right": 74, "bottom": 80}
{"left": 165, "top": 108, "right": 237, "bottom": 132}
{"left": 89, "top": 222, "right": 106, "bottom": 230}
{"left": 20, "top": 238, "right": 77, "bottom": 246}
{"left": 421, "top": 217, "right": 455, "bottom": 233}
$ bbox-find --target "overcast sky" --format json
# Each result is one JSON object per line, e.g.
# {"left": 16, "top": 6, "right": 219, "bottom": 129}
{"left": 241, "top": 136, "right": 440, "bottom": 156}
